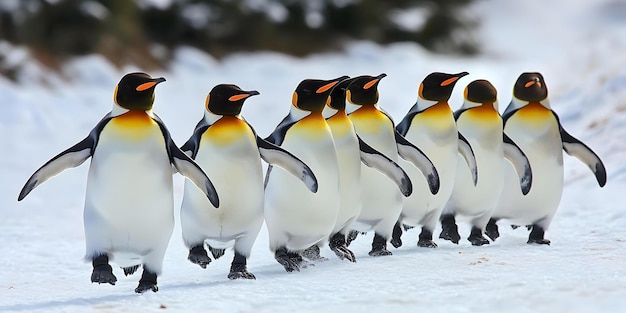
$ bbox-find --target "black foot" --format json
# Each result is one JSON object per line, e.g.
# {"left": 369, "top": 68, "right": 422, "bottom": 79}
{"left": 135, "top": 268, "right": 158, "bottom": 293}
{"left": 188, "top": 245, "right": 211, "bottom": 269}
{"left": 91, "top": 254, "right": 117, "bottom": 285}
{"left": 275, "top": 247, "right": 302, "bottom": 272}
{"left": 417, "top": 228, "right": 438, "bottom": 248}
{"left": 439, "top": 214, "right": 460, "bottom": 244}
{"left": 369, "top": 234, "right": 392, "bottom": 257}
{"left": 302, "top": 245, "right": 329, "bottom": 262}
{"left": 527, "top": 225, "right": 551, "bottom": 245}
{"left": 346, "top": 230, "right": 359, "bottom": 247}
{"left": 328, "top": 232, "right": 356, "bottom": 262}
{"left": 402, "top": 224, "right": 415, "bottom": 231}
{"left": 123, "top": 265, "right": 140, "bottom": 276}
{"left": 390, "top": 222, "right": 403, "bottom": 248}
{"left": 208, "top": 245, "right": 226, "bottom": 260}
{"left": 485, "top": 218, "right": 500, "bottom": 241}
{"left": 228, "top": 252, "right": 256, "bottom": 280}
{"left": 468, "top": 227, "right": 490, "bottom": 246}
{"left": 511, "top": 225, "right": 520, "bottom": 230}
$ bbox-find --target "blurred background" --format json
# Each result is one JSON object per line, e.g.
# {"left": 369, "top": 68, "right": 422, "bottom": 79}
{"left": 0, "top": 0, "right": 478, "bottom": 79}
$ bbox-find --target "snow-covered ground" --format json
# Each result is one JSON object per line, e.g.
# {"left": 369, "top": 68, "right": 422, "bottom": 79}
{"left": 2, "top": 0, "right": 626, "bottom": 312}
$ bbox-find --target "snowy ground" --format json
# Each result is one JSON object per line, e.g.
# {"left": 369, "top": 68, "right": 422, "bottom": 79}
{"left": 2, "top": 0, "right": 626, "bottom": 312}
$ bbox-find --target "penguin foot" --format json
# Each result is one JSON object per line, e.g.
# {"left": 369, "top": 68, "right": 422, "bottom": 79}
{"left": 122, "top": 265, "right": 140, "bottom": 276}
{"left": 527, "top": 225, "right": 550, "bottom": 245}
{"left": 329, "top": 233, "right": 356, "bottom": 262}
{"left": 188, "top": 245, "right": 211, "bottom": 269}
{"left": 439, "top": 215, "right": 460, "bottom": 244}
{"left": 275, "top": 248, "right": 302, "bottom": 273}
{"left": 485, "top": 219, "right": 500, "bottom": 241}
{"left": 228, "top": 262, "right": 256, "bottom": 280}
{"left": 369, "top": 234, "right": 392, "bottom": 257}
{"left": 511, "top": 225, "right": 520, "bottom": 230}
{"left": 208, "top": 245, "right": 226, "bottom": 260}
{"left": 402, "top": 224, "right": 415, "bottom": 231}
{"left": 390, "top": 223, "right": 403, "bottom": 248}
{"left": 302, "top": 245, "right": 328, "bottom": 262}
{"left": 417, "top": 228, "right": 437, "bottom": 248}
{"left": 346, "top": 230, "right": 360, "bottom": 247}
{"left": 135, "top": 269, "right": 158, "bottom": 293}
{"left": 91, "top": 254, "right": 117, "bottom": 285}
{"left": 468, "top": 227, "right": 490, "bottom": 246}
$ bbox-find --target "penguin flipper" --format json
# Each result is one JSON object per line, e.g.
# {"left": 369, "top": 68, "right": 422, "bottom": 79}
{"left": 170, "top": 147, "right": 220, "bottom": 207}
{"left": 458, "top": 132, "right": 478, "bottom": 186}
{"left": 394, "top": 131, "right": 440, "bottom": 194}
{"left": 257, "top": 136, "right": 318, "bottom": 193}
{"left": 180, "top": 119, "right": 210, "bottom": 159}
{"left": 152, "top": 114, "right": 220, "bottom": 207}
{"left": 18, "top": 137, "right": 94, "bottom": 201}
{"left": 555, "top": 117, "right": 607, "bottom": 187}
{"left": 264, "top": 114, "right": 296, "bottom": 146}
{"left": 503, "top": 133, "right": 533, "bottom": 195}
{"left": 358, "top": 136, "right": 412, "bottom": 197}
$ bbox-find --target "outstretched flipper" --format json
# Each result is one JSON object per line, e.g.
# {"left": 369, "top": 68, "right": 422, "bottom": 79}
{"left": 394, "top": 131, "right": 440, "bottom": 195}
{"left": 554, "top": 114, "right": 607, "bottom": 187}
{"left": 18, "top": 137, "right": 94, "bottom": 201}
{"left": 358, "top": 136, "right": 412, "bottom": 197}
{"left": 457, "top": 132, "right": 478, "bottom": 186}
{"left": 503, "top": 133, "right": 533, "bottom": 195}
{"left": 257, "top": 136, "right": 318, "bottom": 193}
{"left": 18, "top": 115, "right": 113, "bottom": 201}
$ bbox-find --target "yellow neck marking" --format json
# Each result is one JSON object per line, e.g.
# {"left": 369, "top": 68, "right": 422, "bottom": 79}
{"left": 466, "top": 103, "right": 499, "bottom": 121}
{"left": 516, "top": 102, "right": 552, "bottom": 120}
{"left": 204, "top": 116, "right": 251, "bottom": 146}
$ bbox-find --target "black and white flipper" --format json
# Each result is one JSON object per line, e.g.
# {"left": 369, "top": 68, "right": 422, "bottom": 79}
{"left": 503, "top": 133, "right": 533, "bottom": 195}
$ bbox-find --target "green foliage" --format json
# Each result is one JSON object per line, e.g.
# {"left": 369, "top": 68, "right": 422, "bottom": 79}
{"left": 0, "top": 0, "right": 478, "bottom": 67}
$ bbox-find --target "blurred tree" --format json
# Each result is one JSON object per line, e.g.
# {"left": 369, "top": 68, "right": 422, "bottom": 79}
{"left": 0, "top": 0, "right": 478, "bottom": 71}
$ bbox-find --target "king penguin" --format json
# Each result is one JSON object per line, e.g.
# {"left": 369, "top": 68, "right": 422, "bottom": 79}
{"left": 18, "top": 72, "right": 220, "bottom": 293}
{"left": 264, "top": 76, "right": 346, "bottom": 272}
{"left": 394, "top": 72, "right": 478, "bottom": 248}
{"left": 345, "top": 74, "right": 440, "bottom": 256}
{"left": 486, "top": 72, "right": 606, "bottom": 244}
{"left": 442, "top": 79, "right": 533, "bottom": 246}
{"left": 322, "top": 77, "right": 413, "bottom": 262}
{"left": 179, "top": 84, "right": 318, "bottom": 279}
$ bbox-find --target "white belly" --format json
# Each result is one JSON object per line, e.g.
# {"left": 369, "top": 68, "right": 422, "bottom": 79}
{"left": 399, "top": 117, "right": 458, "bottom": 225}
{"left": 329, "top": 125, "right": 362, "bottom": 234}
{"left": 264, "top": 122, "right": 340, "bottom": 251}
{"left": 495, "top": 116, "right": 564, "bottom": 226}
{"left": 84, "top": 124, "right": 174, "bottom": 267}
{"left": 350, "top": 121, "right": 402, "bottom": 232}
{"left": 180, "top": 130, "right": 264, "bottom": 246}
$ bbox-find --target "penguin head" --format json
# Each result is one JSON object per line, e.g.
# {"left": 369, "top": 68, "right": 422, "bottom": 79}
{"left": 419, "top": 72, "right": 469, "bottom": 102}
{"left": 345, "top": 73, "right": 387, "bottom": 106}
{"left": 513, "top": 72, "right": 548, "bottom": 102}
{"left": 292, "top": 76, "right": 349, "bottom": 112}
{"left": 114, "top": 72, "right": 166, "bottom": 111}
{"left": 326, "top": 77, "right": 352, "bottom": 111}
{"left": 463, "top": 79, "right": 498, "bottom": 109}
{"left": 206, "top": 84, "right": 260, "bottom": 116}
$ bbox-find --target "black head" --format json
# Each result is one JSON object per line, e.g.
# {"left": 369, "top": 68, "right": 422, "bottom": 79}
{"left": 513, "top": 72, "right": 548, "bottom": 102}
{"left": 206, "top": 84, "right": 259, "bottom": 116}
{"left": 345, "top": 73, "right": 387, "bottom": 106}
{"left": 465, "top": 79, "right": 497, "bottom": 103}
{"left": 114, "top": 72, "right": 166, "bottom": 111}
{"left": 327, "top": 77, "right": 352, "bottom": 110}
{"left": 293, "top": 76, "right": 349, "bottom": 112}
{"left": 419, "top": 72, "right": 469, "bottom": 102}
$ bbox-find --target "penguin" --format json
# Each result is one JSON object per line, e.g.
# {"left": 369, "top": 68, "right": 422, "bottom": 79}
{"left": 179, "top": 84, "right": 317, "bottom": 279}
{"left": 486, "top": 72, "right": 606, "bottom": 245}
{"left": 441, "top": 79, "right": 533, "bottom": 246}
{"left": 344, "top": 73, "right": 440, "bottom": 257}
{"left": 18, "top": 72, "right": 219, "bottom": 293}
{"left": 264, "top": 76, "right": 347, "bottom": 272}
{"left": 322, "top": 77, "right": 414, "bottom": 262}
{"left": 394, "top": 71, "right": 478, "bottom": 248}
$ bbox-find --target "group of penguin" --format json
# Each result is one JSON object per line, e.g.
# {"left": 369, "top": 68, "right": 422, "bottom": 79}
{"left": 17, "top": 71, "right": 607, "bottom": 294}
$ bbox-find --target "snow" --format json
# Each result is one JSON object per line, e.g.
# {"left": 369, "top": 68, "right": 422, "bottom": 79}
{"left": 2, "top": 0, "right": 626, "bottom": 312}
